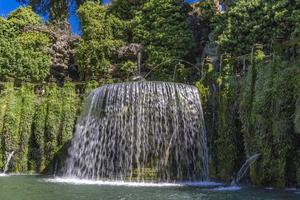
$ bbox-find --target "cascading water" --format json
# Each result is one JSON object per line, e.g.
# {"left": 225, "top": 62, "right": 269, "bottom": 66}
{"left": 64, "top": 82, "right": 208, "bottom": 182}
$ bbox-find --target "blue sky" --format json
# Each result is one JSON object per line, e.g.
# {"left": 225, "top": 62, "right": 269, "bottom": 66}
{"left": 0, "top": 0, "right": 200, "bottom": 34}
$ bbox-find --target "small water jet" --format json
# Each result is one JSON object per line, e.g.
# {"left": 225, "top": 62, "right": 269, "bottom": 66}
{"left": 231, "top": 153, "right": 260, "bottom": 185}
{"left": 64, "top": 81, "right": 208, "bottom": 182}
{"left": 2, "top": 151, "right": 15, "bottom": 174}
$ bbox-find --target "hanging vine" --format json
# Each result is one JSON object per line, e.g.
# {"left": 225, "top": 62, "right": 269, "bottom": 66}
{"left": 0, "top": 83, "right": 14, "bottom": 169}
{"left": 28, "top": 88, "right": 48, "bottom": 173}
{"left": 58, "top": 82, "right": 79, "bottom": 148}
{"left": 1, "top": 83, "right": 22, "bottom": 172}
{"left": 44, "top": 83, "right": 63, "bottom": 168}
{"left": 15, "top": 84, "right": 36, "bottom": 172}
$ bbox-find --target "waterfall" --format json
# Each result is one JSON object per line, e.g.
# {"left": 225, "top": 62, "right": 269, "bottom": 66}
{"left": 3, "top": 151, "right": 14, "bottom": 174}
{"left": 231, "top": 153, "right": 260, "bottom": 185}
{"left": 64, "top": 82, "right": 208, "bottom": 182}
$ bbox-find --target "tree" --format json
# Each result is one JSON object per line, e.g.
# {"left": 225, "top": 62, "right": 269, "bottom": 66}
{"left": 108, "top": 0, "right": 144, "bottom": 20}
{"left": 0, "top": 7, "right": 51, "bottom": 82}
{"left": 213, "top": 0, "right": 300, "bottom": 55}
{"left": 133, "top": 0, "right": 194, "bottom": 80}
{"left": 75, "top": 2, "right": 125, "bottom": 81}
{"left": 17, "top": 0, "right": 103, "bottom": 22}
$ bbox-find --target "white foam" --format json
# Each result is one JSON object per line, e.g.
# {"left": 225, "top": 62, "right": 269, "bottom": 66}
{"left": 0, "top": 173, "right": 8, "bottom": 177}
{"left": 44, "top": 177, "right": 223, "bottom": 188}
{"left": 44, "top": 177, "right": 182, "bottom": 187}
{"left": 212, "top": 186, "right": 241, "bottom": 191}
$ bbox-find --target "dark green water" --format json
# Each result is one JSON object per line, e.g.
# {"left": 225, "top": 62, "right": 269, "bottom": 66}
{"left": 0, "top": 175, "right": 299, "bottom": 200}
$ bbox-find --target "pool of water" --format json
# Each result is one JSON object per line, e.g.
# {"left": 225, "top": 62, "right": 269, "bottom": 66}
{"left": 0, "top": 175, "right": 299, "bottom": 200}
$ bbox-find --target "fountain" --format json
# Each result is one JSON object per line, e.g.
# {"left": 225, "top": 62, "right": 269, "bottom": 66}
{"left": 231, "top": 153, "right": 260, "bottom": 185}
{"left": 64, "top": 81, "right": 208, "bottom": 182}
{"left": 1, "top": 151, "right": 15, "bottom": 175}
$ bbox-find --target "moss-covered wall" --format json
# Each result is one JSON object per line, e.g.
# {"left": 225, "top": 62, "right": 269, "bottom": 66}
{"left": 201, "top": 51, "right": 300, "bottom": 187}
{"left": 197, "top": 57, "right": 246, "bottom": 182}
{"left": 0, "top": 81, "right": 83, "bottom": 173}
{"left": 244, "top": 57, "right": 297, "bottom": 187}
{"left": 216, "top": 75, "right": 244, "bottom": 180}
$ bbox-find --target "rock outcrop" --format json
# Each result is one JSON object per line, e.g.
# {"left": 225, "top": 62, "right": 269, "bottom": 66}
{"left": 24, "top": 21, "right": 80, "bottom": 81}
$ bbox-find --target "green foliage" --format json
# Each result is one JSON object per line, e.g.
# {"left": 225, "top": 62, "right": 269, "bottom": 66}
{"left": 7, "top": 6, "right": 42, "bottom": 33}
{"left": 0, "top": 83, "right": 15, "bottom": 169}
{"left": 239, "top": 55, "right": 299, "bottom": 187}
{"left": 200, "top": 49, "right": 300, "bottom": 187}
{"left": 58, "top": 82, "right": 79, "bottom": 147}
{"left": 27, "top": 83, "right": 81, "bottom": 172}
{"left": 0, "top": 7, "right": 51, "bottom": 82}
{"left": 239, "top": 60, "right": 257, "bottom": 158}
{"left": 1, "top": 83, "right": 22, "bottom": 172}
{"left": 44, "top": 83, "right": 63, "bottom": 167}
{"left": 214, "top": 0, "right": 300, "bottom": 55}
{"left": 195, "top": 82, "right": 209, "bottom": 104}
{"left": 215, "top": 58, "right": 244, "bottom": 180}
{"left": 133, "top": 0, "right": 194, "bottom": 79}
{"left": 199, "top": 55, "right": 245, "bottom": 180}
{"left": 15, "top": 84, "right": 36, "bottom": 172}
{"left": 195, "top": 61, "right": 220, "bottom": 178}
{"left": 14, "top": 32, "right": 50, "bottom": 82}
{"left": 29, "top": 93, "right": 47, "bottom": 172}
{"left": 192, "top": 0, "right": 218, "bottom": 27}
{"left": 17, "top": 0, "right": 102, "bottom": 22}
{"left": 75, "top": 2, "right": 124, "bottom": 81}
{"left": 0, "top": 84, "right": 39, "bottom": 173}
{"left": 108, "top": 0, "right": 144, "bottom": 20}
{"left": 117, "top": 61, "right": 137, "bottom": 80}
{"left": 29, "top": 92, "right": 47, "bottom": 172}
